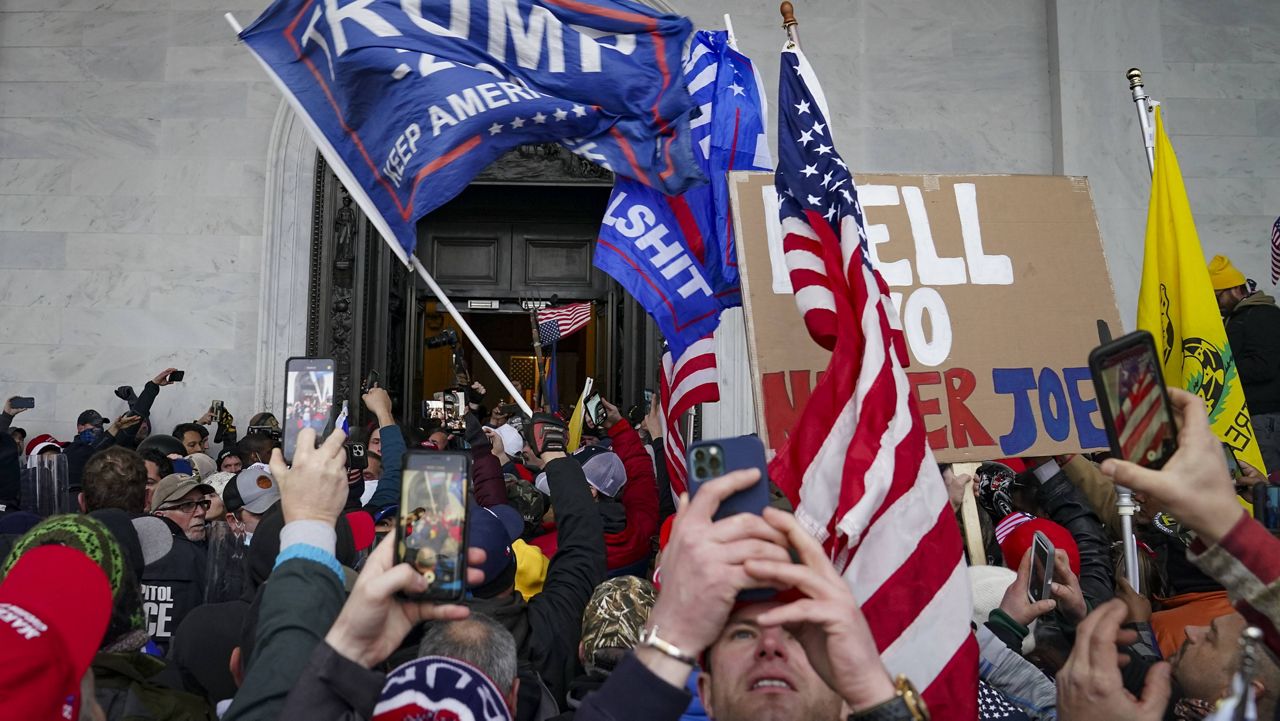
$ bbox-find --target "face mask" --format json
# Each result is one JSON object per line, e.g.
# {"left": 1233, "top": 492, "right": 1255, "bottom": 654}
{"left": 78, "top": 428, "right": 102, "bottom": 444}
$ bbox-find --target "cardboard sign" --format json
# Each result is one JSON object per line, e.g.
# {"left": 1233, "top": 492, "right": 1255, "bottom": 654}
{"left": 731, "top": 171, "right": 1123, "bottom": 462}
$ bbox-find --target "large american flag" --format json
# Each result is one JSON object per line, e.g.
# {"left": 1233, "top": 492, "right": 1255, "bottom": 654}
{"left": 768, "top": 45, "right": 978, "bottom": 716}
{"left": 536, "top": 302, "right": 593, "bottom": 346}
{"left": 659, "top": 337, "right": 719, "bottom": 494}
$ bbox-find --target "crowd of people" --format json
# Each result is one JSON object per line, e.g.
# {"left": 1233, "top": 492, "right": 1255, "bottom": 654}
{"left": 1, "top": 253, "right": 1280, "bottom": 721}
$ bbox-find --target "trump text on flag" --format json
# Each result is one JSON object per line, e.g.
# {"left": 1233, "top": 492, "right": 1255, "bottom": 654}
{"left": 734, "top": 172, "right": 1124, "bottom": 462}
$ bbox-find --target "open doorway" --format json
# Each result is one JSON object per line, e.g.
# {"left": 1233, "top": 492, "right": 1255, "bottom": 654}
{"left": 419, "top": 306, "right": 598, "bottom": 415}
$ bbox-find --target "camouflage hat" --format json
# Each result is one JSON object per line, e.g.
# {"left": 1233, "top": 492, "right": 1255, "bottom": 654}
{"left": 580, "top": 576, "right": 656, "bottom": 673}
{"left": 504, "top": 475, "right": 548, "bottom": 538}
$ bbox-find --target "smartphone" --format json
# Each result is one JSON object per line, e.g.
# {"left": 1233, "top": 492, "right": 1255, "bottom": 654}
{"left": 1088, "top": 331, "right": 1179, "bottom": 469}
{"left": 397, "top": 451, "right": 470, "bottom": 601}
{"left": 1027, "top": 530, "right": 1055, "bottom": 604}
{"left": 642, "top": 388, "right": 654, "bottom": 414}
{"left": 584, "top": 393, "right": 606, "bottom": 428}
{"left": 687, "top": 436, "right": 773, "bottom": 600}
{"left": 425, "top": 400, "right": 447, "bottom": 422}
{"left": 347, "top": 442, "right": 368, "bottom": 471}
{"left": 9, "top": 396, "right": 34, "bottom": 410}
{"left": 168, "top": 370, "right": 185, "bottom": 383}
{"left": 1223, "top": 443, "right": 1243, "bottom": 481}
{"left": 171, "top": 458, "right": 194, "bottom": 476}
{"left": 687, "top": 436, "right": 770, "bottom": 521}
{"left": 363, "top": 370, "right": 380, "bottom": 393}
{"left": 283, "top": 357, "right": 336, "bottom": 462}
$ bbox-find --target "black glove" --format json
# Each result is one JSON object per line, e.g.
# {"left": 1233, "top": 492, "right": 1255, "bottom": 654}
{"left": 524, "top": 413, "right": 567, "bottom": 457}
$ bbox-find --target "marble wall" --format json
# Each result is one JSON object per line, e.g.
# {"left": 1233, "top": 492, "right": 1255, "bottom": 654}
{"left": 1, "top": 0, "right": 1277, "bottom": 440}
{"left": 0, "top": 0, "right": 279, "bottom": 440}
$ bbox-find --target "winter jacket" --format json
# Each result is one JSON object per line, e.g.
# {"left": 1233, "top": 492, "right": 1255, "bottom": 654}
{"left": 1188, "top": 512, "right": 1280, "bottom": 659}
{"left": 1225, "top": 291, "right": 1280, "bottom": 414}
{"left": 92, "top": 651, "right": 215, "bottom": 721}
{"left": 527, "top": 421, "right": 659, "bottom": 571}
{"left": 366, "top": 424, "right": 406, "bottom": 510}
{"left": 140, "top": 520, "right": 207, "bottom": 654}
{"left": 278, "top": 640, "right": 383, "bottom": 721}
{"left": 223, "top": 531, "right": 347, "bottom": 721}
{"left": 1035, "top": 463, "right": 1115, "bottom": 607}
{"left": 573, "top": 652, "right": 690, "bottom": 721}
{"left": 472, "top": 441, "right": 510, "bottom": 507}
{"left": 467, "top": 455, "right": 606, "bottom": 708}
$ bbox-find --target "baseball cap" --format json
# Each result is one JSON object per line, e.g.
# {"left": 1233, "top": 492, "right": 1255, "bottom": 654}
{"left": 24, "top": 434, "right": 61, "bottom": 457}
{"left": 187, "top": 453, "right": 216, "bottom": 482}
{"left": 492, "top": 424, "right": 524, "bottom": 456}
{"left": 76, "top": 410, "right": 105, "bottom": 427}
{"left": 374, "top": 656, "right": 512, "bottom": 721}
{"left": 148, "top": 474, "right": 214, "bottom": 513}
{"left": 580, "top": 576, "right": 656, "bottom": 673}
{"left": 0, "top": 545, "right": 112, "bottom": 721}
{"left": 468, "top": 502, "right": 523, "bottom": 590}
{"left": 130, "top": 516, "right": 173, "bottom": 566}
{"left": 998, "top": 515, "right": 1081, "bottom": 576}
{"left": 224, "top": 464, "right": 280, "bottom": 515}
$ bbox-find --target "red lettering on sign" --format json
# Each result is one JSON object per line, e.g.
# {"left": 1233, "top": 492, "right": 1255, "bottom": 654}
{"left": 944, "top": 368, "right": 995, "bottom": 449}
{"left": 907, "top": 371, "right": 948, "bottom": 449}
{"left": 762, "top": 370, "right": 816, "bottom": 444}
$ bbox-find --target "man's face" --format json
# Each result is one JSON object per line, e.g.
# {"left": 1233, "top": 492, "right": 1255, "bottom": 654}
{"left": 205, "top": 492, "right": 225, "bottom": 520}
{"left": 698, "top": 603, "right": 842, "bottom": 721}
{"left": 1216, "top": 286, "right": 1248, "bottom": 314}
{"left": 363, "top": 453, "right": 383, "bottom": 481}
{"left": 429, "top": 430, "right": 449, "bottom": 449}
{"left": 181, "top": 431, "right": 204, "bottom": 455}
{"left": 144, "top": 460, "right": 162, "bottom": 485}
{"left": 1172, "top": 612, "right": 1245, "bottom": 702}
{"left": 369, "top": 426, "right": 382, "bottom": 455}
{"left": 154, "top": 488, "right": 210, "bottom": 542}
{"left": 10, "top": 430, "right": 24, "bottom": 447}
{"left": 220, "top": 455, "right": 243, "bottom": 474}
{"left": 229, "top": 508, "right": 264, "bottom": 535}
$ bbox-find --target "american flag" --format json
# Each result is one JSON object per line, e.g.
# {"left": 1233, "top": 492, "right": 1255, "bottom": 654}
{"left": 659, "top": 336, "right": 719, "bottom": 495}
{"left": 1271, "top": 216, "right": 1280, "bottom": 285}
{"left": 536, "top": 302, "right": 593, "bottom": 346}
{"left": 768, "top": 45, "right": 978, "bottom": 716}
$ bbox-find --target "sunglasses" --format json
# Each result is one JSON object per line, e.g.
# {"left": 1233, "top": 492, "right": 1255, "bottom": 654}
{"left": 159, "top": 498, "right": 212, "bottom": 514}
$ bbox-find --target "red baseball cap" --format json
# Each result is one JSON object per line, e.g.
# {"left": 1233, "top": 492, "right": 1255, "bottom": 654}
{"left": 0, "top": 545, "right": 112, "bottom": 721}
{"left": 345, "top": 511, "right": 376, "bottom": 553}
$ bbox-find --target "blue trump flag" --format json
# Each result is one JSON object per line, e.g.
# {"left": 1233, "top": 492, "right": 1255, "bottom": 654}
{"left": 239, "top": 0, "right": 702, "bottom": 260}
{"left": 595, "top": 30, "right": 771, "bottom": 357}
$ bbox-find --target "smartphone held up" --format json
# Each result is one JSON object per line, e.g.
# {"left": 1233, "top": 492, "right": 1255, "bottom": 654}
{"left": 397, "top": 451, "right": 470, "bottom": 601}
{"left": 1088, "top": 331, "right": 1179, "bottom": 469}
{"left": 282, "top": 357, "right": 336, "bottom": 462}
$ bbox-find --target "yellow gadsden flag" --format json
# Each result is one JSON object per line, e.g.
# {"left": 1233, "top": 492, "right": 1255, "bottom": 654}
{"left": 1137, "top": 107, "right": 1266, "bottom": 474}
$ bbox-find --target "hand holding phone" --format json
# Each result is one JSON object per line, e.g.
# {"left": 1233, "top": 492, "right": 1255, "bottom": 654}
{"left": 6, "top": 396, "right": 34, "bottom": 412}
{"left": 1027, "top": 531, "right": 1055, "bottom": 604}
{"left": 687, "top": 437, "right": 770, "bottom": 521}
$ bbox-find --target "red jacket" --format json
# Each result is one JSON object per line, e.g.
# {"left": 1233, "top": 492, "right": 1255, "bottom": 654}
{"left": 527, "top": 420, "right": 660, "bottom": 570}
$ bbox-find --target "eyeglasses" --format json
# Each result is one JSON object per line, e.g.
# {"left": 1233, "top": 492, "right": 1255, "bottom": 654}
{"left": 159, "top": 498, "right": 212, "bottom": 515}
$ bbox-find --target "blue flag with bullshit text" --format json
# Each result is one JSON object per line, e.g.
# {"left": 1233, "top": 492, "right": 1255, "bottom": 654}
{"left": 239, "top": 0, "right": 702, "bottom": 261}
{"left": 595, "top": 30, "right": 771, "bottom": 358}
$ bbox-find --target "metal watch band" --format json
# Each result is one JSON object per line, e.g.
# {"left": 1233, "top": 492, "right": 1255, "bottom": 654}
{"left": 848, "top": 696, "right": 915, "bottom": 721}
{"left": 639, "top": 626, "right": 697, "bottom": 667}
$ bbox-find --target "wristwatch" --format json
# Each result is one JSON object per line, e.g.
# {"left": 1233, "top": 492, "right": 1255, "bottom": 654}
{"left": 638, "top": 625, "right": 697, "bottom": 667}
{"left": 848, "top": 676, "right": 929, "bottom": 721}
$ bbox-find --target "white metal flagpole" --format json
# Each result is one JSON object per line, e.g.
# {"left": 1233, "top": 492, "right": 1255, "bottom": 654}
{"left": 1127, "top": 67, "right": 1156, "bottom": 177}
{"left": 1118, "top": 66, "right": 1157, "bottom": 595}
{"left": 225, "top": 12, "right": 533, "bottom": 418}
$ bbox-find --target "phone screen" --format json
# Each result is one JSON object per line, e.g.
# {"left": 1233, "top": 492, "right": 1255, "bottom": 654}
{"left": 1093, "top": 335, "right": 1177, "bottom": 468}
{"left": 284, "top": 357, "right": 336, "bottom": 461}
{"left": 584, "top": 394, "right": 605, "bottom": 427}
{"left": 1028, "top": 532, "right": 1054, "bottom": 603}
{"left": 398, "top": 452, "right": 470, "bottom": 600}
{"left": 1223, "top": 443, "right": 1243, "bottom": 481}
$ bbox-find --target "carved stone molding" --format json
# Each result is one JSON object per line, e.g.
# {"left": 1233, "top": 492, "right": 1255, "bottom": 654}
{"left": 254, "top": 101, "right": 318, "bottom": 412}
{"left": 474, "top": 143, "right": 614, "bottom": 185}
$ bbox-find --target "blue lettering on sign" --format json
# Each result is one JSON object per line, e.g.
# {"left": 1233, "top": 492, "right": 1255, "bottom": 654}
{"left": 992, "top": 366, "right": 1106, "bottom": 456}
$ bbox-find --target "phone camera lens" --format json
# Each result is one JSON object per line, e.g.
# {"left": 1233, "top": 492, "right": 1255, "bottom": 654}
{"left": 693, "top": 449, "right": 707, "bottom": 463}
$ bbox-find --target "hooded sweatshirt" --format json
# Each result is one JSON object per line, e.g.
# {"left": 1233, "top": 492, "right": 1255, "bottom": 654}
{"left": 1225, "top": 290, "right": 1280, "bottom": 414}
